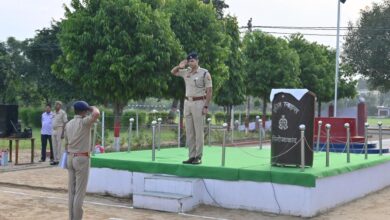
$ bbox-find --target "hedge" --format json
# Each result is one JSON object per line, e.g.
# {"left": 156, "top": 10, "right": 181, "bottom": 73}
{"left": 214, "top": 111, "right": 271, "bottom": 124}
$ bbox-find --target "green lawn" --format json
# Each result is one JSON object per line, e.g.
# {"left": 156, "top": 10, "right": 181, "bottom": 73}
{"left": 367, "top": 116, "right": 390, "bottom": 127}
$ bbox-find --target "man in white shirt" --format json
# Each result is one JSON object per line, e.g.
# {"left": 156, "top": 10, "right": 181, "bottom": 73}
{"left": 40, "top": 104, "right": 54, "bottom": 162}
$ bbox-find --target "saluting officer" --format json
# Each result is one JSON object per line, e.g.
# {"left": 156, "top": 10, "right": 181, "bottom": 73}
{"left": 64, "top": 101, "right": 100, "bottom": 220}
{"left": 171, "top": 52, "right": 212, "bottom": 165}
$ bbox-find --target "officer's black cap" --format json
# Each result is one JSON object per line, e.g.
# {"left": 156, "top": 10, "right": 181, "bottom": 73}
{"left": 187, "top": 52, "right": 198, "bottom": 60}
{"left": 73, "top": 101, "right": 91, "bottom": 111}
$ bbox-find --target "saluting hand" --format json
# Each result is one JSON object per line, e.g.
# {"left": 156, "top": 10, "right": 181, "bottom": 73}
{"left": 179, "top": 60, "right": 187, "bottom": 69}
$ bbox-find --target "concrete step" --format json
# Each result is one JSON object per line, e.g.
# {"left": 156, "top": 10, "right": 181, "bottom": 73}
{"left": 144, "top": 175, "right": 200, "bottom": 196}
{"left": 133, "top": 191, "right": 198, "bottom": 213}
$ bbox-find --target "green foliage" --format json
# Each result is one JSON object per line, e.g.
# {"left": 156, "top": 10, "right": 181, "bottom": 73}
{"left": 288, "top": 34, "right": 335, "bottom": 103}
{"left": 242, "top": 31, "right": 301, "bottom": 99}
{"left": 214, "top": 16, "right": 245, "bottom": 107}
{"left": 242, "top": 30, "right": 301, "bottom": 119}
{"left": 0, "top": 42, "right": 17, "bottom": 103}
{"left": 147, "top": 111, "right": 171, "bottom": 124}
{"left": 214, "top": 111, "right": 270, "bottom": 124}
{"left": 200, "top": 0, "right": 229, "bottom": 19}
{"left": 54, "top": 0, "right": 182, "bottom": 119}
{"left": 25, "top": 22, "right": 84, "bottom": 104}
{"left": 344, "top": 1, "right": 390, "bottom": 91}
{"left": 26, "top": 108, "right": 43, "bottom": 128}
{"left": 121, "top": 110, "right": 147, "bottom": 127}
{"left": 1, "top": 38, "right": 41, "bottom": 105}
{"left": 163, "top": 0, "right": 230, "bottom": 100}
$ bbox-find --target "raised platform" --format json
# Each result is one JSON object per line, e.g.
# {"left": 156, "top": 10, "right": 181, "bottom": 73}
{"left": 87, "top": 147, "right": 390, "bottom": 217}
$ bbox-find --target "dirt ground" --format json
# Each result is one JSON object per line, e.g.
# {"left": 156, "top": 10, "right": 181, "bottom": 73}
{"left": 1, "top": 147, "right": 390, "bottom": 219}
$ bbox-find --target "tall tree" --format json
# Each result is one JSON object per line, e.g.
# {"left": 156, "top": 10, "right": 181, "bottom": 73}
{"left": 0, "top": 42, "right": 18, "bottom": 103}
{"left": 214, "top": 16, "right": 245, "bottom": 126}
{"left": 242, "top": 31, "right": 301, "bottom": 124}
{"left": 5, "top": 37, "right": 42, "bottom": 106}
{"left": 53, "top": 0, "right": 181, "bottom": 124}
{"left": 26, "top": 22, "right": 81, "bottom": 104}
{"left": 344, "top": 0, "right": 390, "bottom": 91}
{"left": 288, "top": 34, "right": 334, "bottom": 116}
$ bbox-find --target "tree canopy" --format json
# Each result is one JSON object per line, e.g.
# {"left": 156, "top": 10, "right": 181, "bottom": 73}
{"left": 53, "top": 0, "right": 182, "bottom": 116}
{"left": 242, "top": 31, "right": 301, "bottom": 120}
{"left": 344, "top": 0, "right": 390, "bottom": 90}
{"left": 162, "top": 0, "right": 230, "bottom": 104}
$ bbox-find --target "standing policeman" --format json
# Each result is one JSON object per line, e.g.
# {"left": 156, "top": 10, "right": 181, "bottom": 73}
{"left": 64, "top": 101, "right": 100, "bottom": 220}
{"left": 171, "top": 52, "right": 212, "bottom": 165}
{"left": 51, "top": 101, "right": 68, "bottom": 165}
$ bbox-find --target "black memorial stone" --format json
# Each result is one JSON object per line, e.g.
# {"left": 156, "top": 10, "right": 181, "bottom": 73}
{"left": 271, "top": 90, "right": 315, "bottom": 167}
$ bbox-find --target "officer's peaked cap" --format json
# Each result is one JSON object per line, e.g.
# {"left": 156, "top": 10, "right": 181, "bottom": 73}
{"left": 187, "top": 52, "right": 198, "bottom": 60}
{"left": 73, "top": 101, "right": 91, "bottom": 111}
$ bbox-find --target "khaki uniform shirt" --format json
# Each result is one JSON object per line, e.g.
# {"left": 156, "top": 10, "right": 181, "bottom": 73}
{"left": 52, "top": 109, "right": 68, "bottom": 128}
{"left": 64, "top": 115, "right": 94, "bottom": 153}
{"left": 177, "top": 67, "right": 212, "bottom": 97}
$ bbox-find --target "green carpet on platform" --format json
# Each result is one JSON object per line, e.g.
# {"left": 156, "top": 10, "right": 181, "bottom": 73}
{"left": 91, "top": 147, "right": 390, "bottom": 187}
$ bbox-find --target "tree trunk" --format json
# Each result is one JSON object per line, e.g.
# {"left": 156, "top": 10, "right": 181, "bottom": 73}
{"left": 262, "top": 95, "right": 267, "bottom": 128}
{"left": 245, "top": 96, "right": 251, "bottom": 134}
{"left": 226, "top": 105, "right": 232, "bottom": 131}
{"left": 317, "top": 101, "right": 322, "bottom": 117}
{"left": 113, "top": 102, "right": 125, "bottom": 151}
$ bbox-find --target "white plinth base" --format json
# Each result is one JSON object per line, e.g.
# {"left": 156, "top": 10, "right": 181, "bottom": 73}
{"left": 87, "top": 161, "right": 390, "bottom": 217}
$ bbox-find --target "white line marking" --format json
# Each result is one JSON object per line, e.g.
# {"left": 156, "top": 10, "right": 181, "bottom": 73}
{"left": 179, "top": 212, "right": 230, "bottom": 220}
{"left": 0, "top": 189, "right": 230, "bottom": 220}
{"left": 0, "top": 189, "right": 133, "bottom": 209}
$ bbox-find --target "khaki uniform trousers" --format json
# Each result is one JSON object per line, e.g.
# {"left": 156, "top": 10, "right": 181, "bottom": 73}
{"left": 184, "top": 99, "right": 205, "bottom": 158}
{"left": 67, "top": 155, "right": 90, "bottom": 220}
{"left": 52, "top": 127, "right": 63, "bottom": 162}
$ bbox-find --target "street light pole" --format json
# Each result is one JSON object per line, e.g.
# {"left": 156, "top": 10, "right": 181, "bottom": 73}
{"left": 334, "top": 0, "right": 346, "bottom": 117}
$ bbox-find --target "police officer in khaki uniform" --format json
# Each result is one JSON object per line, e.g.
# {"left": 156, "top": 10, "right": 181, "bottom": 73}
{"left": 171, "top": 52, "right": 212, "bottom": 165}
{"left": 51, "top": 101, "right": 68, "bottom": 165}
{"left": 65, "top": 101, "right": 100, "bottom": 220}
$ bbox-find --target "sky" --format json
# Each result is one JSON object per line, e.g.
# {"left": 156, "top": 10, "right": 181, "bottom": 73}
{"left": 0, "top": 0, "right": 384, "bottom": 48}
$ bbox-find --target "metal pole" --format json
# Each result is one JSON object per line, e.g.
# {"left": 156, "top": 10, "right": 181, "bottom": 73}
{"left": 128, "top": 118, "right": 134, "bottom": 153}
{"left": 152, "top": 120, "right": 157, "bottom": 161}
{"left": 102, "top": 111, "right": 105, "bottom": 147}
{"left": 177, "top": 109, "right": 181, "bottom": 148}
{"left": 157, "top": 118, "right": 162, "bottom": 151}
{"left": 136, "top": 110, "right": 139, "bottom": 137}
{"left": 299, "top": 124, "right": 306, "bottom": 172}
{"left": 334, "top": 0, "right": 342, "bottom": 117}
{"left": 326, "top": 124, "right": 331, "bottom": 167}
{"left": 92, "top": 122, "right": 98, "bottom": 156}
{"left": 207, "top": 118, "right": 212, "bottom": 147}
{"left": 222, "top": 123, "right": 227, "bottom": 166}
{"left": 316, "top": 120, "right": 322, "bottom": 152}
{"left": 344, "top": 123, "right": 350, "bottom": 163}
{"left": 364, "top": 122, "right": 369, "bottom": 159}
{"left": 378, "top": 121, "right": 383, "bottom": 156}
{"left": 258, "top": 119, "right": 263, "bottom": 150}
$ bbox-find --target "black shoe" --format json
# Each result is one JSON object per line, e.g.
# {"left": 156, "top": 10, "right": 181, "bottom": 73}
{"left": 50, "top": 161, "right": 59, "bottom": 165}
{"left": 39, "top": 159, "right": 45, "bottom": 162}
{"left": 192, "top": 157, "right": 202, "bottom": 165}
{"left": 182, "top": 157, "right": 195, "bottom": 164}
